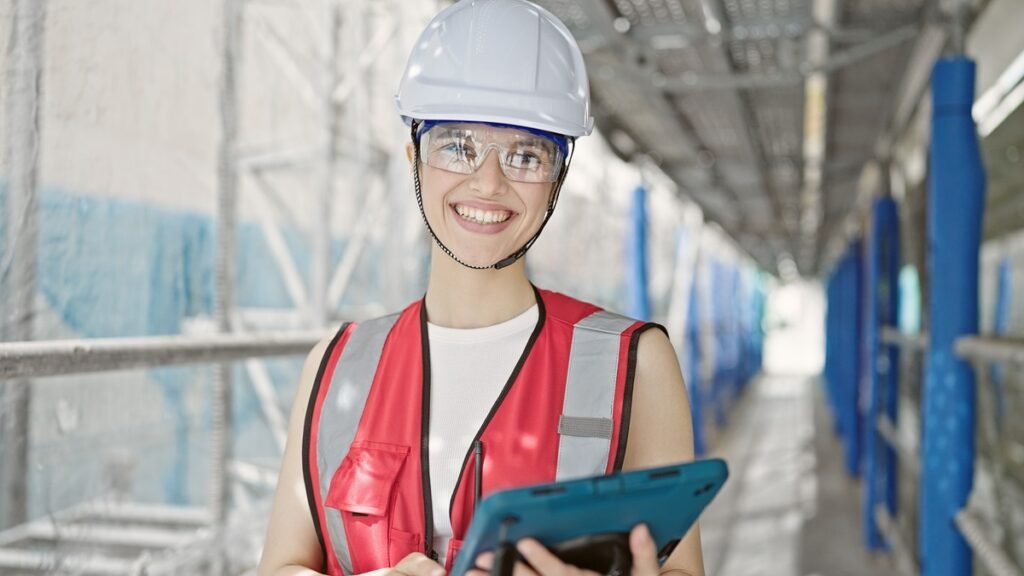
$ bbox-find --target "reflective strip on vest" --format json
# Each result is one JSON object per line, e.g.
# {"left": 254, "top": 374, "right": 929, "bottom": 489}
{"left": 555, "top": 310, "right": 636, "bottom": 480}
{"left": 318, "top": 313, "right": 400, "bottom": 575}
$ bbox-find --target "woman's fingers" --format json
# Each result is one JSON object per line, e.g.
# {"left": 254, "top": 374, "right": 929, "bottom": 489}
{"left": 471, "top": 548, "right": 539, "bottom": 576}
{"left": 512, "top": 559, "right": 541, "bottom": 576}
{"left": 393, "top": 551, "right": 446, "bottom": 576}
{"left": 629, "top": 524, "right": 660, "bottom": 576}
{"left": 475, "top": 551, "right": 495, "bottom": 570}
{"left": 515, "top": 538, "right": 592, "bottom": 576}
{"left": 473, "top": 529, "right": 660, "bottom": 576}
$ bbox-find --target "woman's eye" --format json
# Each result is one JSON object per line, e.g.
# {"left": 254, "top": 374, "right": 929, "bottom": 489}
{"left": 442, "top": 141, "right": 475, "bottom": 160}
{"left": 506, "top": 151, "right": 543, "bottom": 170}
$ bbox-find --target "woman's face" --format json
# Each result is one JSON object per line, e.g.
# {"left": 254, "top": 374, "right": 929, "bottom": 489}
{"left": 414, "top": 123, "right": 559, "bottom": 268}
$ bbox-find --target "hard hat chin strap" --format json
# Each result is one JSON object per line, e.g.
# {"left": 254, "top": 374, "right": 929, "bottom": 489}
{"left": 410, "top": 121, "right": 575, "bottom": 271}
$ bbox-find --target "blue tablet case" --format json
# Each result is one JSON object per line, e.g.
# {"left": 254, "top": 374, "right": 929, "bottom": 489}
{"left": 450, "top": 458, "right": 729, "bottom": 575}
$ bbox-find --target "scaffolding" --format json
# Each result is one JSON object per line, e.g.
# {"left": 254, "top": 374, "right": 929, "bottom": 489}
{"left": 0, "top": 0, "right": 438, "bottom": 572}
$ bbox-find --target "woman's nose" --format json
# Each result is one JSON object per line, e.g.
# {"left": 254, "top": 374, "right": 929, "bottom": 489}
{"left": 470, "top": 148, "right": 507, "bottom": 194}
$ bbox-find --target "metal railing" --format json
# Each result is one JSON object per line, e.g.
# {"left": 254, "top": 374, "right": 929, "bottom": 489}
{"left": 875, "top": 504, "right": 919, "bottom": 576}
{"left": 955, "top": 509, "right": 1024, "bottom": 576}
{"left": 956, "top": 336, "right": 1024, "bottom": 366}
{"left": 0, "top": 330, "right": 331, "bottom": 381}
{"left": 879, "top": 327, "right": 929, "bottom": 352}
{"left": 871, "top": 328, "right": 1024, "bottom": 575}
{"left": 876, "top": 414, "right": 920, "bottom": 477}
{"left": 0, "top": 329, "right": 330, "bottom": 574}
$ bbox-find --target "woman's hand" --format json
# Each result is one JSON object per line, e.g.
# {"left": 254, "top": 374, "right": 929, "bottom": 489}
{"left": 467, "top": 524, "right": 660, "bottom": 576}
{"left": 369, "top": 552, "right": 446, "bottom": 576}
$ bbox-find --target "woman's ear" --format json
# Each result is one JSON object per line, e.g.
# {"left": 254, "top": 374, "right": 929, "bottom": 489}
{"left": 405, "top": 142, "right": 416, "bottom": 165}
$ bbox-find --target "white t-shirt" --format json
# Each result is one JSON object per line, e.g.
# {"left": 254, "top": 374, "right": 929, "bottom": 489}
{"left": 426, "top": 304, "right": 539, "bottom": 564}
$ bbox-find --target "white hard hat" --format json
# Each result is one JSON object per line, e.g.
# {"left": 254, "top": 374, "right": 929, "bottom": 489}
{"left": 395, "top": 0, "right": 594, "bottom": 138}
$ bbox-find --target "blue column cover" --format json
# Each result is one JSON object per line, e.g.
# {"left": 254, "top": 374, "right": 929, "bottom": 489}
{"left": 833, "top": 258, "right": 848, "bottom": 437}
{"left": 626, "top": 184, "right": 651, "bottom": 320}
{"left": 825, "top": 271, "right": 838, "bottom": 427}
{"left": 920, "top": 57, "right": 985, "bottom": 575}
{"left": 839, "top": 240, "right": 864, "bottom": 477}
{"left": 991, "top": 258, "right": 1011, "bottom": 430}
{"left": 686, "top": 282, "right": 705, "bottom": 456}
{"left": 863, "top": 196, "right": 901, "bottom": 551}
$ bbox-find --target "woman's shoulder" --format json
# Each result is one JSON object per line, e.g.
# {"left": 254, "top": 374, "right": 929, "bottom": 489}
{"left": 535, "top": 287, "right": 603, "bottom": 325}
{"left": 536, "top": 287, "right": 663, "bottom": 333}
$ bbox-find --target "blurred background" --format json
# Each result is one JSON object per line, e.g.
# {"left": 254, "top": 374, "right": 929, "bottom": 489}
{"left": 0, "top": 0, "right": 1021, "bottom": 574}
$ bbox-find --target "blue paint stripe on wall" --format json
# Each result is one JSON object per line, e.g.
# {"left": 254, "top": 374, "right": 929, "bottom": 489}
{"left": 0, "top": 184, "right": 338, "bottom": 509}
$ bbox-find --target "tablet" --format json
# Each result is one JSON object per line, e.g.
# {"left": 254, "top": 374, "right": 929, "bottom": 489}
{"left": 450, "top": 458, "right": 728, "bottom": 576}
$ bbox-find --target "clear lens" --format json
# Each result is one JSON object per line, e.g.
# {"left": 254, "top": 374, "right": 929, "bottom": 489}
{"left": 420, "top": 124, "right": 564, "bottom": 183}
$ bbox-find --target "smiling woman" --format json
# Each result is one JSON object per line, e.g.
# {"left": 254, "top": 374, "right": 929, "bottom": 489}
{"left": 415, "top": 123, "right": 561, "bottom": 269}
{"left": 257, "top": 2, "right": 703, "bottom": 576}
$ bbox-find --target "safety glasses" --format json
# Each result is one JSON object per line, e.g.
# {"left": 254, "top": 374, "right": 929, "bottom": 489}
{"left": 418, "top": 122, "right": 567, "bottom": 183}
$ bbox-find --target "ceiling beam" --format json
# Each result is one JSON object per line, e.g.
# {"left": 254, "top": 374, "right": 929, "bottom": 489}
{"left": 706, "top": 0, "right": 794, "bottom": 270}
{"left": 660, "top": 23, "right": 919, "bottom": 93}
{"left": 580, "top": 1, "right": 749, "bottom": 227}
{"left": 625, "top": 17, "right": 919, "bottom": 46}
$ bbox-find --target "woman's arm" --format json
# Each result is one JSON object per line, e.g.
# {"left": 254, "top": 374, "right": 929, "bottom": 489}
{"left": 622, "top": 328, "right": 705, "bottom": 576}
{"left": 258, "top": 337, "right": 333, "bottom": 576}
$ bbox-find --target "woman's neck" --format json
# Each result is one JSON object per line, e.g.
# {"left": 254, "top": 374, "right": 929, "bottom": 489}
{"left": 424, "top": 247, "right": 537, "bottom": 329}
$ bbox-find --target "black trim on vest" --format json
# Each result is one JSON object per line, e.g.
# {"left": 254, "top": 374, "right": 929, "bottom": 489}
{"left": 303, "top": 322, "right": 351, "bottom": 572}
{"left": 446, "top": 285, "right": 548, "bottom": 524}
{"left": 418, "top": 303, "right": 439, "bottom": 561}
{"left": 612, "top": 322, "right": 668, "bottom": 472}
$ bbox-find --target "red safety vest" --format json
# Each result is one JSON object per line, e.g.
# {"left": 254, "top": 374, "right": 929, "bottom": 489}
{"left": 303, "top": 288, "right": 661, "bottom": 575}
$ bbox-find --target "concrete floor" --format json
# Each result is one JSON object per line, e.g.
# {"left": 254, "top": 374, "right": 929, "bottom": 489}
{"left": 699, "top": 374, "right": 901, "bottom": 576}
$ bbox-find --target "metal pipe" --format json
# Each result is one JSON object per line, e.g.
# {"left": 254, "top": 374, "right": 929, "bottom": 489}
{"left": 880, "top": 327, "right": 929, "bottom": 352}
{"left": 0, "top": 331, "right": 329, "bottom": 380}
{"left": 327, "top": 171, "right": 387, "bottom": 310}
{"left": 252, "top": 187, "right": 310, "bottom": 313}
{"left": 23, "top": 523, "right": 195, "bottom": 549}
{"left": 876, "top": 415, "right": 920, "bottom": 476}
{"left": 250, "top": 13, "right": 320, "bottom": 110}
{"left": 956, "top": 336, "right": 1024, "bottom": 366}
{"left": 955, "top": 508, "right": 1024, "bottom": 576}
{"left": 331, "top": 14, "right": 397, "bottom": 104}
{"left": 874, "top": 505, "right": 920, "bottom": 576}
{"left": 230, "top": 460, "right": 278, "bottom": 489}
{"left": 244, "top": 360, "right": 289, "bottom": 452}
{"left": 1, "top": 0, "right": 46, "bottom": 531}
{"left": 236, "top": 145, "right": 316, "bottom": 172}
{"left": 214, "top": 2, "right": 243, "bottom": 567}
{"left": 311, "top": 3, "right": 340, "bottom": 328}
{"left": 663, "top": 24, "right": 918, "bottom": 94}
{"left": 250, "top": 170, "right": 305, "bottom": 235}
{"left": 75, "top": 502, "right": 211, "bottom": 526}
{"left": 0, "top": 548, "right": 139, "bottom": 574}
{"left": 818, "top": 25, "right": 918, "bottom": 75}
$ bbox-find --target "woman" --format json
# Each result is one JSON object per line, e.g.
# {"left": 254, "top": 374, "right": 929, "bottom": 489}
{"left": 258, "top": 1, "right": 703, "bottom": 575}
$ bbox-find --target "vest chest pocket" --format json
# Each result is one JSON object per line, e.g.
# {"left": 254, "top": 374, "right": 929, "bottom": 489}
{"left": 325, "top": 441, "right": 417, "bottom": 572}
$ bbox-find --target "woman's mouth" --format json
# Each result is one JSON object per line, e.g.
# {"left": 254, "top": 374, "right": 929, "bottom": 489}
{"left": 450, "top": 202, "right": 517, "bottom": 234}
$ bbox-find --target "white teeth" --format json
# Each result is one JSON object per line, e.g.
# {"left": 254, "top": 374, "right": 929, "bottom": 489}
{"left": 453, "top": 204, "right": 511, "bottom": 224}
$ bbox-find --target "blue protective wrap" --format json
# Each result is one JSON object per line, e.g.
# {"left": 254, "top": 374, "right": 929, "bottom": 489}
{"left": 839, "top": 241, "right": 864, "bottom": 478}
{"left": 687, "top": 280, "right": 706, "bottom": 456}
{"left": 920, "top": 57, "right": 985, "bottom": 576}
{"left": 862, "top": 196, "right": 901, "bottom": 551}
{"left": 627, "top": 184, "right": 652, "bottom": 320}
{"left": 991, "top": 258, "right": 1011, "bottom": 430}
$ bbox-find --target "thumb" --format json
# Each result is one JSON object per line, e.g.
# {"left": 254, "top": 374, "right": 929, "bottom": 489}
{"left": 629, "top": 524, "right": 660, "bottom": 576}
